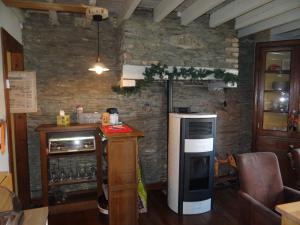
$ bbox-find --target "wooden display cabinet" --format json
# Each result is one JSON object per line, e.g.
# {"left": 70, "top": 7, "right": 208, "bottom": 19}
{"left": 253, "top": 39, "right": 300, "bottom": 187}
{"left": 36, "top": 123, "right": 102, "bottom": 214}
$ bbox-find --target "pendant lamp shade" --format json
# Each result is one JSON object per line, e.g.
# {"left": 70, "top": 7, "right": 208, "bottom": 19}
{"left": 89, "top": 58, "right": 109, "bottom": 74}
{"left": 88, "top": 15, "right": 109, "bottom": 74}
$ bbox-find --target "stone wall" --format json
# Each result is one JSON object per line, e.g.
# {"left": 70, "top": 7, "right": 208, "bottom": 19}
{"left": 122, "top": 10, "right": 239, "bottom": 69}
{"left": 23, "top": 10, "right": 254, "bottom": 197}
{"left": 121, "top": 10, "right": 254, "bottom": 156}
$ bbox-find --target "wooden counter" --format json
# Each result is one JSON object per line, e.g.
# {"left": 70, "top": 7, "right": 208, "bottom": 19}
{"left": 276, "top": 201, "right": 300, "bottom": 225}
{"left": 0, "top": 172, "right": 13, "bottom": 191}
{"left": 23, "top": 207, "right": 48, "bottom": 225}
{"left": 100, "top": 125, "right": 144, "bottom": 225}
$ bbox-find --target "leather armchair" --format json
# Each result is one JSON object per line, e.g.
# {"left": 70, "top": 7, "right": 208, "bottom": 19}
{"left": 237, "top": 152, "right": 300, "bottom": 225}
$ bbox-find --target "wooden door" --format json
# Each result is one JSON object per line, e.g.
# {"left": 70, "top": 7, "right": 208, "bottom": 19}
{"left": 1, "top": 28, "right": 31, "bottom": 208}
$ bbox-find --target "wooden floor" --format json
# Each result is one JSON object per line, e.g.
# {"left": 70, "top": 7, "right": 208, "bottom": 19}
{"left": 49, "top": 188, "right": 239, "bottom": 225}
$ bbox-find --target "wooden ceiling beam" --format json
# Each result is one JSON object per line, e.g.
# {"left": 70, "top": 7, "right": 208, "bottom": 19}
{"left": 117, "top": 0, "right": 141, "bottom": 25}
{"left": 235, "top": 0, "right": 300, "bottom": 30}
{"left": 271, "top": 19, "right": 300, "bottom": 36}
{"left": 180, "top": 0, "right": 225, "bottom": 26}
{"left": 2, "top": 0, "right": 88, "bottom": 13}
{"left": 238, "top": 7, "right": 300, "bottom": 37}
{"left": 209, "top": 0, "right": 272, "bottom": 28}
{"left": 153, "top": 0, "right": 184, "bottom": 22}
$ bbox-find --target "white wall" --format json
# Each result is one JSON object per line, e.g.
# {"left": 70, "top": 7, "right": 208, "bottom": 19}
{"left": 0, "top": 1, "right": 22, "bottom": 171}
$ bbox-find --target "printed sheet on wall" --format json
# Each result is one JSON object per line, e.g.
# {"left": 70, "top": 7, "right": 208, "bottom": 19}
{"left": 8, "top": 71, "right": 37, "bottom": 113}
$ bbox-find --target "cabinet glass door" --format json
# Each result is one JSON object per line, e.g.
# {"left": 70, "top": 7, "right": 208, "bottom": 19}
{"left": 263, "top": 51, "right": 291, "bottom": 131}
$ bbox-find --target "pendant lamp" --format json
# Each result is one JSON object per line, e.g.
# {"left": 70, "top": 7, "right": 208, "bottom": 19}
{"left": 88, "top": 15, "right": 109, "bottom": 74}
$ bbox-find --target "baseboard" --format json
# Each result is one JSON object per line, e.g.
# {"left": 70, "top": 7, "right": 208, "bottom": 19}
{"left": 145, "top": 181, "right": 167, "bottom": 190}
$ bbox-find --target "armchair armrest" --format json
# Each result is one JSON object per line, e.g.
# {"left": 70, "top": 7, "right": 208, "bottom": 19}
{"left": 284, "top": 186, "right": 300, "bottom": 202}
{"left": 0, "top": 210, "right": 24, "bottom": 225}
{"left": 239, "top": 191, "right": 280, "bottom": 225}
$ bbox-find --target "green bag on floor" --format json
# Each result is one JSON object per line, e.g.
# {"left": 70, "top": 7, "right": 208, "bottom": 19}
{"left": 137, "top": 165, "right": 147, "bottom": 213}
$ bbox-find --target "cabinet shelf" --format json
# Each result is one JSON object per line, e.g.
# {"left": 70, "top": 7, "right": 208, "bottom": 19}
{"left": 48, "top": 178, "right": 97, "bottom": 187}
{"left": 264, "top": 90, "right": 289, "bottom": 93}
{"left": 265, "top": 70, "right": 290, "bottom": 75}
{"left": 263, "top": 110, "right": 288, "bottom": 113}
{"left": 48, "top": 186, "right": 98, "bottom": 214}
{"left": 47, "top": 149, "right": 96, "bottom": 157}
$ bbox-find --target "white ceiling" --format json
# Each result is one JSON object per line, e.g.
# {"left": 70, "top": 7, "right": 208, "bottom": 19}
{"left": 3, "top": 0, "right": 300, "bottom": 40}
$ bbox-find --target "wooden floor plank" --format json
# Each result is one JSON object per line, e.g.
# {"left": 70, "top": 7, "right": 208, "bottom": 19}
{"left": 48, "top": 188, "right": 239, "bottom": 225}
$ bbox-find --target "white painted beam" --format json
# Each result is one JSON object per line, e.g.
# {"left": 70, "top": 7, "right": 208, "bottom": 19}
{"left": 235, "top": 0, "right": 300, "bottom": 30}
{"left": 238, "top": 7, "right": 300, "bottom": 37}
{"left": 271, "top": 31, "right": 300, "bottom": 41}
{"left": 120, "top": 79, "right": 136, "bottom": 87}
{"left": 121, "top": 64, "right": 238, "bottom": 87}
{"left": 180, "top": 0, "right": 225, "bottom": 26}
{"left": 153, "top": 0, "right": 184, "bottom": 22}
{"left": 281, "top": 29, "right": 300, "bottom": 37}
{"left": 117, "top": 0, "right": 141, "bottom": 25}
{"left": 271, "top": 20, "right": 300, "bottom": 36}
{"left": 209, "top": 0, "right": 272, "bottom": 28}
{"left": 122, "top": 64, "right": 238, "bottom": 80}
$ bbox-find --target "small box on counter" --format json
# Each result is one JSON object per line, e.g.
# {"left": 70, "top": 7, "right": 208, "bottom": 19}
{"left": 56, "top": 115, "right": 70, "bottom": 126}
{"left": 78, "top": 112, "right": 101, "bottom": 124}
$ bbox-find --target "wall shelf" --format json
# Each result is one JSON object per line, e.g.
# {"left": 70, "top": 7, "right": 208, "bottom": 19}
{"left": 120, "top": 64, "right": 238, "bottom": 88}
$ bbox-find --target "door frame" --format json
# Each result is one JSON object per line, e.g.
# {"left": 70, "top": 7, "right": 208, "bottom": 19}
{"left": 1, "top": 28, "right": 22, "bottom": 180}
{"left": 1, "top": 28, "right": 31, "bottom": 208}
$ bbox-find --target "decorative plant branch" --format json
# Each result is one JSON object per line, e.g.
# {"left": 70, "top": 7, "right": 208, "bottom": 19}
{"left": 112, "top": 63, "right": 238, "bottom": 95}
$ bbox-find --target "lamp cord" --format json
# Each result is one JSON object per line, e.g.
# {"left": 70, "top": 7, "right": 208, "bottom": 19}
{"left": 97, "top": 20, "right": 100, "bottom": 62}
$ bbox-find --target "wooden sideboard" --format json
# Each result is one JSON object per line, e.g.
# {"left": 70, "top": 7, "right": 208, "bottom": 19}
{"left": 100, "top": 126, "right": 144, "bottom": 225}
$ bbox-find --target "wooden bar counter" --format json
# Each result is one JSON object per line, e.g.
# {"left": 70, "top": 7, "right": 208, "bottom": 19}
{"left": 36, "top": 123, "right": 143, "bottom": 224}
{"left": 276, "top": 201, "right": 300, "bottom": 225}
{"left": 100, "top": 125, "right": 144, "bottom": 225}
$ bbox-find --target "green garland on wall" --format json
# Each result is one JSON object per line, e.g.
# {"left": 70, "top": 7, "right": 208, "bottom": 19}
{"left": 112, "top": 63, "right": 238, "bottom": 95}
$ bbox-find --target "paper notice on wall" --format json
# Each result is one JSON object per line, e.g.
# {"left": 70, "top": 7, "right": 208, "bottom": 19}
{"left": 8, "top": 71, "right": 37, "bottom": 113}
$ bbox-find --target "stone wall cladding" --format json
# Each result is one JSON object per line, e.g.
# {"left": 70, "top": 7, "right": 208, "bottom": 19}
{"left": 23, "top": 9, "right": 254, "bottom": 197}
{"left": 121, "top": 10, "right": 254, "bottom": 172}
{"left": 122, "top": 10, "right": 239, "bottom": 69}
{"left": 24, "top": 12, "right": 167, "bottom": 196}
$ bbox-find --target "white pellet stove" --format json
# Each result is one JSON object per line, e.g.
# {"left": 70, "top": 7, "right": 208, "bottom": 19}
{"left": 168, "top": 113, "right": 216, "bottom": 215}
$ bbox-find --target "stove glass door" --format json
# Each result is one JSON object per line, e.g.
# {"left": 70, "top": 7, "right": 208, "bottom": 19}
{"left": 183, "top": 152, "right": 213, "bottom": 202}
{"left": 189, "top": 155, "right": 209, "bottom": 190}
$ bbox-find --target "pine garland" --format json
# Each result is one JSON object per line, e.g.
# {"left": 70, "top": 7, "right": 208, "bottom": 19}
{"left": 112, "top": 63, "right": 238, "bottom": 95}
